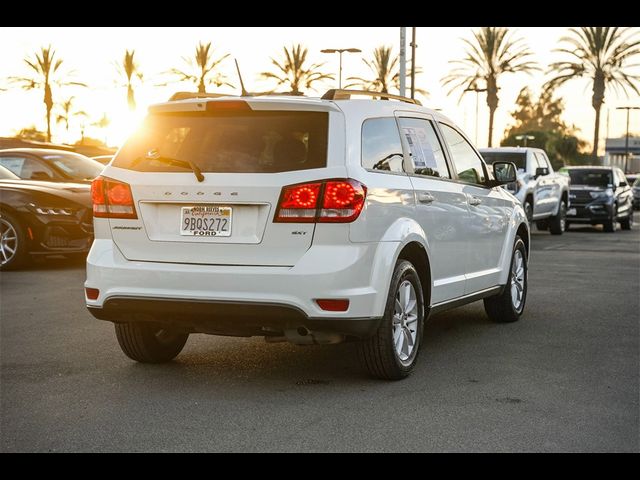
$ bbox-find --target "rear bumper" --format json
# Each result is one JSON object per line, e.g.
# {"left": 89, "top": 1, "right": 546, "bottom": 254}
{"left": 87, "top": 297, "right": 381, "bottom": 338}
{"left": 85, "top": 238, "right": 398, "bottom": 335}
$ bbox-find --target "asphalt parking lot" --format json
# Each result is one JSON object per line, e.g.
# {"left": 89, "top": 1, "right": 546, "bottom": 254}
{"left": 1, "top": 215, "right": 638, "bottom": 452}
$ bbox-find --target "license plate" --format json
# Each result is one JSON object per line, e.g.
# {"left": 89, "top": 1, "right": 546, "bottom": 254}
{"left": 567, "top": 208, "right": 577, "bottom": 216}
{"left": 180, "top": 206, "right": 232, "bottom": 236}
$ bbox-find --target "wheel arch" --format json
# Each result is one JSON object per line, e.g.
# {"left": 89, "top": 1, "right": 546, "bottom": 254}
{"left": 516, "top": 222, "right": 530, "bottom": 259}
{"left": 396, "top": 241, "right": 432, "bottom": 311}
{"left": 377, "top": 217, "right": 433, "bottom": 311}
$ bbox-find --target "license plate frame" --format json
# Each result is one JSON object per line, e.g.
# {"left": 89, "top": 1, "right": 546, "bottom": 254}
{"left": 180, "top": 206, "right": 232, "bottom": 237}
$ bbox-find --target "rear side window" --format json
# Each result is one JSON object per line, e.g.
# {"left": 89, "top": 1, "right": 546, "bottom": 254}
{"left": 0, "top": 155, "right": 55, "bottom": 180}
{"left": 113, "top": 111, "right": 329, "bottom": 173}
{"left": 398, "top": 117, "right": 450, "bottom": 179}
{"left": 361, "top": 118, "right": 405, "bottom": 173}
{"left": 439, "top": 123, "right": 486, "bottom": 185}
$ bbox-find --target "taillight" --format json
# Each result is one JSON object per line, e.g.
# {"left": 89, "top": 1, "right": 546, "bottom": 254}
{"left": 91, "top": 176, "right": 137, "bottom": 219}
{"left": 274, "top": 179, "right": 366, "bottom": 223}
{"left": 275, "top": 182, "right": 321, "bottom": 222}
{"left": 319, "top": 179, "right": 366, "bottom": 223}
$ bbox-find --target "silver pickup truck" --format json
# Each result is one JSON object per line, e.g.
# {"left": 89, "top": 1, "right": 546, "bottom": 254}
{"left": 480, "top": 147, "right": 570, "bottom": 235}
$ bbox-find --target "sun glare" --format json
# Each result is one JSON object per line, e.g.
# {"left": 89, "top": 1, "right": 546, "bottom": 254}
{"left": 106, "top": 109, "right": 146, "bottom": 148}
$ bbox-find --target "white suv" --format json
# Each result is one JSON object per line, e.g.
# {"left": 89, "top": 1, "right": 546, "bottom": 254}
{"left": 85, "top": 90, "right": 529, "bottom": 380}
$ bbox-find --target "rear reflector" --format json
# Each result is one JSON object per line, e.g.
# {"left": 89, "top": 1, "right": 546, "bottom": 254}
{"left": 274, "top": 179, "right": 366, "bottom": 223}
{"left": 85, "top": 288, "right": 99, "bottom": 300}
{"left": 315, "top": 299, "right": 350, "bottom": 312}
{"left": 91, "top": 176, "right": 137, "bottom": 219}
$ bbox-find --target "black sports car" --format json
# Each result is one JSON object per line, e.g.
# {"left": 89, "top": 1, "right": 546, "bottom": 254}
{"left": 0, "top": 165, "right": 93, "bottom": 270}
{"left": 0, "top": 148, "right": 104, "bottom": 183}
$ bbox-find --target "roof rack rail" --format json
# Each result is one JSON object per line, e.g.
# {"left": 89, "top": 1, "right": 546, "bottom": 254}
{"left": 168, "top": 91, "right": 235, "bottom": 101}
{"left": 321, "top": 89, "right": 421, "bottom": 106}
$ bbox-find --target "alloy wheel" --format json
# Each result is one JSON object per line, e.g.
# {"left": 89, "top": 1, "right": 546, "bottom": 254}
{"left": 510, "top": 249, "right": 526, "bottom": 311}
{"left": 392, "top": 280, "right": 419, "bottom": 364}
{"left": 0, "top": 219, "right": 18, "bottom": 266}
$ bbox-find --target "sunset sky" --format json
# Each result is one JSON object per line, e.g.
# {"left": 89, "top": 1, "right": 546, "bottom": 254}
{"left": 1, "top": 27, "right": 638, "bottom": 152}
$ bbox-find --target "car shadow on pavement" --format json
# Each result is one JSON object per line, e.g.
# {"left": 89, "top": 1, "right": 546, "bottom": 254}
{"left": 111, "top": 304, "right": 492, "bottom": 387}
{"left": 19, "top": 255, "right": 87, "bottom": 271}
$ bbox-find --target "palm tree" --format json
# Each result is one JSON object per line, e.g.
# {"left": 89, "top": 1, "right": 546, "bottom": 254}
{"left": 441, "top": 28, "right": 538, "bottom": 147}
{"left": 545, "top": 27, "right": 640, "bottom": 158}
{"left": 56, "top": 96, "right": 87, "bottom": 138}
{"left": 261, "top": 44, "right": 334, "bottom": 95}
{"left": 92, "top": 113, "right": 111, "bottom": 145}
{"left": 9, "top": 45, "right": 86, "bottom": 142}
{"left": 169, "top": 42, "right": 232, "bottom": 93}
{"left": 347, "top": 45, "right": 426, "bottom": 96}
{"left": 116, "top": 49, "right": 143, "bottom": 111}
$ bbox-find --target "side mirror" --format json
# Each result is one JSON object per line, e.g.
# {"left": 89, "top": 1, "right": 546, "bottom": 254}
{"left": 618, "top": 181, "right": 627, "bottom": 188}
{"left": 490, "top": 161, "right": 517, "bottom": 186}
{"left": 535, "top": 167, "right": 549, "bottom": 178}
{"left": 30, "top": 171, "right": 52, "bottom": 180}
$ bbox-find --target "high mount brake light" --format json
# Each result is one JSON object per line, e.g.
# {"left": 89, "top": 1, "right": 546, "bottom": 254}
{"left": 91, "top": 176, "right": 137, "bottom": 219}
{"left": 274, "top": 179, "right": 366, "bottom": 223}
{"left": 205, "top": 100, "right": 251, "bottom": 111}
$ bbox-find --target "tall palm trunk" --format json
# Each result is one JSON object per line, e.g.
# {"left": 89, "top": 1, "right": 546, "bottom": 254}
{"left": 44, "top": 81, "right": 53, "bottom": 142}
{"left": 487, "top": 107, "right": 496, "bottom": 147}
{"left": 486, "top": 76, "right": 499, "bottom": 147}
{"left": 127, "top": 84, "right": 135, "bottom": 110}
{"left": 591, "top": 72, "right": 605, "bottom": 159}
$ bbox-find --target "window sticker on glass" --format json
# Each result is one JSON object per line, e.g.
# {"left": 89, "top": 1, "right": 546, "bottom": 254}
{"left": 402, "top": 127, "right": 436, "bottom": 169}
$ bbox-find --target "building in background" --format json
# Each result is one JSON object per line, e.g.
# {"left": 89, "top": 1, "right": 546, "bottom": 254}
{"left": 604, "top": 137, "right": 640, "bottom": 174}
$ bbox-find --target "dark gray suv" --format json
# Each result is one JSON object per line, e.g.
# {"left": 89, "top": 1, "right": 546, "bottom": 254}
{"left": 564, "top": 166, "right": 634, "bottom": 232}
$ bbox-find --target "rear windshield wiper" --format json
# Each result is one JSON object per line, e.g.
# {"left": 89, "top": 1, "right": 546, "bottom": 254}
{"left": 154, "top": 156, "right": 205, "bottom": 183}
{"left": 132, "top": 153, "right": 205, "bottom": 182}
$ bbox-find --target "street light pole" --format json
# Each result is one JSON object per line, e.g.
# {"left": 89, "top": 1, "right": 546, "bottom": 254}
{"left": 320, "top": 48, "right": 362, "bottom": 89}
{"left": 616, "top": 106, "right": 639, "bottom": 173}
{"left": 410, "top": 27, "right": 417, "bottom": 100}
{"left": 515, "top": 134, "right": 535, "bottom": 147}
{"left": 399, "top": 27, "right": 406, "bottom": 97}
{"left": 464, "top": 85, "right": 487, "bottom": 145}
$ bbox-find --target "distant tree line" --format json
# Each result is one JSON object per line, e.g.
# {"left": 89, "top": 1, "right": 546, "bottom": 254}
{"left": 3, "top": 27, "right": 639, "bottom": 158}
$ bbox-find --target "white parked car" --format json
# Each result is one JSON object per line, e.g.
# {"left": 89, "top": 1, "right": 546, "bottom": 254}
{"left": 85, "top": 90, "right": 529, "bottom": 380}
{"left": 479, "top": 147, "right": 570, "bottom": 234}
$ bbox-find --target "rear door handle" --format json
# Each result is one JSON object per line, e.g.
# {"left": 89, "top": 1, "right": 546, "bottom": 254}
{"left": 417, "top": 192, "right": 435, "bottom": 204}
{"left": 468, "top": 196, "right": 482, "bottom": 206}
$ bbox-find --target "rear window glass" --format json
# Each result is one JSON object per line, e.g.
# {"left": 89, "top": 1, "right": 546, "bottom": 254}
{"left": 113, "top": 111, "right": 329, "bottom": 173}
{"left": 479, "top": 152, "right": 526, "bottom": 171}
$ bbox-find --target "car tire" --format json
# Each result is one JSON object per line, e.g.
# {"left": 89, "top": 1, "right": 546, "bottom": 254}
{"left": 535, "top": 219, "right": 548, "bottom": 231}
{"left": 549, "top": 201, "right": 566, "bottom": 235}
{"left": 0, "top": 210, "right": 30, "bottom": 271}
{"left": 115, "top": 322, "right": 189, "bottom": 363}
{"left": 620, "top": 211, "right": 633, "bottom": 230}
{"left": 484, "top": 236, "right": 527, "bottom": 324}
{"left": 358, "top": 259, "right": 425, "bottom": 380}
{"left": 603, "top": 206, "right": 617, "bottom": 233}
